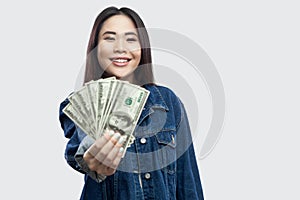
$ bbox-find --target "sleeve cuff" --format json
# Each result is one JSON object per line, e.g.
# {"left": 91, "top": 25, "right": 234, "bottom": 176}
{"left": 74, "top": 135, "right": 107, "bottom": 183}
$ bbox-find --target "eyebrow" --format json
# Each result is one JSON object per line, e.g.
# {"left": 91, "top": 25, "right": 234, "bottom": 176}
{"left": 102, "top": 31, "right": 116, "bottom": 36}
{"left": 102, "top": 31, "right": 138, "bottom": 36}
{"left": 125, "top": 32, "right": 138, "bottom": 36}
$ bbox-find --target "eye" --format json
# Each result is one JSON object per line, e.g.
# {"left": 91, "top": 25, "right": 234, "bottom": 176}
{"left": 126, "top": 37, "right": 138, "bottom": 42}
{"left": 104, "top": 36, "right": 115, "bottom": 41}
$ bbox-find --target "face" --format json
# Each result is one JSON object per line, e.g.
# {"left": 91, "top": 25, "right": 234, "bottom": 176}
{"left": 109, "top": 115, "right": 129, "bottom": 128}
{"left": 97, "top": 15, "right": 141, "bottom": 81}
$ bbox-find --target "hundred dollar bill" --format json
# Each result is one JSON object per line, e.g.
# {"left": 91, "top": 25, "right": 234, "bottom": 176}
{"left": 86, "top": 77, "right": 115, "bottom": 128}
{"left": 98, "top": 80, "right": 121, "bottom": 134}
{"left": 96, "top": 80, "right": 116, "bottom": 137}
{"left": 95, "top": 77, "right": 116, "bottom": 133}
{"left": 68, "top": 86, "right": 96, "bottom": 137}
{"left": 101, "top": 80, "right": 131, "bottom": 130}
{"left": 63, "top": 77, "right": 149, "bottom": 156}
{"left": 85, "top": 80, "right": 97, "bottom": 124}
{"left": 103, "top": 81, "right": 149, "bottom": 155}
{"left": 62, "top": 103, "right": 94, "bottom": 138}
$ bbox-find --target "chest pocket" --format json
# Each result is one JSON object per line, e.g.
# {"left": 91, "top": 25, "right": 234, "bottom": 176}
{"left": 155, "top": 130, "right": 176, "bottom": 149}
{"left": 153, "top": 130, "right": 177, "bottom": 173}
{"left": 135, "top": 106, "right": 175, "bottom": 137}
{"left": 135, "top": 106, "right": 177, "bottom": 169}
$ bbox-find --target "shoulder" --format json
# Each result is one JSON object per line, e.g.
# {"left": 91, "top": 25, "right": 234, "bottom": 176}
{"left": 145, "top": 84, "right": 177, "bottom": 98}
{"left": 155, "top": 85, "right": 176, "bottom": 96}
{"left": 144, "top": 84, "right": 183, "bottom": 112}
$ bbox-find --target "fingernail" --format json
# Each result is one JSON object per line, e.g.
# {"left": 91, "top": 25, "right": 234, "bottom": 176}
{"left": 108, "top": 130, "right": 114, "bottom": 137}
{"left": 117, "top": 136, "right": 125, "bottom": 145}
{"left": 112, "top": 132, "right": 121, "bottom": 140}
{"left": 119, "top": 147, "right": 124, "bottom": 153}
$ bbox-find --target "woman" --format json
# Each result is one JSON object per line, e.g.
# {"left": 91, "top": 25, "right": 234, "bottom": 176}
{"left": 59, "top": 6, "right": 204, "bottom": 199}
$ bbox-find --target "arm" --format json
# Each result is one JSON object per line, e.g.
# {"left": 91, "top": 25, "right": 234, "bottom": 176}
{"left": 175, "top": 100, "right": 205, "bottom": 200}
{"left": 59, "top": 98, "right": 124, "bottom": 182}
{"left": 59, "top": 98, "right": 86, "bottom": 173}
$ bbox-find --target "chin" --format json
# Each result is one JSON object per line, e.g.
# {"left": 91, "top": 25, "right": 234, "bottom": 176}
{"left": 112, "top": 69, "right": 134, "bottom": 77}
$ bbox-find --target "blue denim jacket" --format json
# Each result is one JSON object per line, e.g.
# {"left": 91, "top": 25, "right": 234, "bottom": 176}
{"left": 59, "top": 84, "right": 204, "bottom": 200}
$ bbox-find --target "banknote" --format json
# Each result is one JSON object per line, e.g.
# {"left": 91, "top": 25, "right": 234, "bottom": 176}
{"left": 68, "top": 85, "right": 97, "bottom": 137}
{"left": 62, "top": 103, "right": 94, "bottom": 138}
{"left": 103, "top": 81, "right": 149, "bottom": 153}
{"left": 62, "top": 77, "right": 149, "bottom": 155}
{"left": 97, "top": 79, "right": 115, "bottom": 137}
{"left": 85, "top": 80, "right": 97, "bottom": 122}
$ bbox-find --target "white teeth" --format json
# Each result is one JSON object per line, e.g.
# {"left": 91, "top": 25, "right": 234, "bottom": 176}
{"left": 113, "top": 59, "right": 128, "bottom": 63}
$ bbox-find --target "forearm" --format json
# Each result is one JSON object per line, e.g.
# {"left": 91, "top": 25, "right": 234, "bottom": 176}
{"left": 74, "top": 135, "right": 107, "bottom": 182}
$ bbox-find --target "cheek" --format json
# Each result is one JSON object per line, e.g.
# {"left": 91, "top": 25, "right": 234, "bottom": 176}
{"left": 133, "top": 50, "right": 142, "bottom": 62}
{"left": 98, "top": 44, "right": 111, "bottom": 56}
{"left": 97, "top": 44, "right": 112, "bottom": 64}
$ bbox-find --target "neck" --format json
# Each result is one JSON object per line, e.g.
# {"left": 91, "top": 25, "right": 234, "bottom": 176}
{"left": 119, "top": 73, "right": 137, "bottom": 85}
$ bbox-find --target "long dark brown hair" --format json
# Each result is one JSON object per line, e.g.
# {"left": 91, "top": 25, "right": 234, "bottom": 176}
{"left": 84, "top": 6, "right": 154, "bottom": 86}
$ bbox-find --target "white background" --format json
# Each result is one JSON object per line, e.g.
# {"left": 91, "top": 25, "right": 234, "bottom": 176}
{"left": 0, "top": 0, "right": 299, "bottom": 199}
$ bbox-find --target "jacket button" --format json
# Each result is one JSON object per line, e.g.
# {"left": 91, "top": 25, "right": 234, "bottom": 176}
{"left": 145, "top": 173, "right": 151, "bottom": 179}
{"left": 140, "top": 138, "right": 146, "bottom": 144}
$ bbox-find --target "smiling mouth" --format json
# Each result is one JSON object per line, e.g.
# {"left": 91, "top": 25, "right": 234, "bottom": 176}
{"left": 110, "top": 57, "right": 132, "bottom": 63}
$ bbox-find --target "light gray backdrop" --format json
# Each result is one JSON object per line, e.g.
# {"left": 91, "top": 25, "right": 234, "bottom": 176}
{"left": 0, "top": 0, "right": 299, "bottom": 199}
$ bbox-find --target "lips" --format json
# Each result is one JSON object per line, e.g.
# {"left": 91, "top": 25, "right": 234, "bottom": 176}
{"left": 110, "top": 57, "right": 132, "bottom": 67}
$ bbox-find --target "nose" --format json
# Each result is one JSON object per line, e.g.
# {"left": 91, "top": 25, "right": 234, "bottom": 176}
{"left": 113, "top": 38, "right": 127, "bottom": 54}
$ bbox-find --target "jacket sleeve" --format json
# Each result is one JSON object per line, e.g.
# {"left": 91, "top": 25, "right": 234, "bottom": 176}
{"left": 175, "top": 99, "right": 205, "bottom": 200}
{"left": 58, "top": 98, "right": 106, "bottom": 182}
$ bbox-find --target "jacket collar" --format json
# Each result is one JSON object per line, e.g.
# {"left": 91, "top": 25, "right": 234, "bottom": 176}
{"left": 143, "top": 84, "right": 169, "bottom": 111}
{"left": 137, "top": 84, "right": 169, "bottom": 126}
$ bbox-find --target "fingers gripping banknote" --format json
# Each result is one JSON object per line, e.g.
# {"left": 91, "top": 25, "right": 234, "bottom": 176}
{"left": 63, "top": 77, "right": 149, "bottom": 156}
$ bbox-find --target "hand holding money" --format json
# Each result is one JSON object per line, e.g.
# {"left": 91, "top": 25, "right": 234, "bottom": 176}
{"left": 83, "top": 130, "right": 125, "bottom": 176}
{"left": 63, "top": 77, "right": 149, "bottom": 157}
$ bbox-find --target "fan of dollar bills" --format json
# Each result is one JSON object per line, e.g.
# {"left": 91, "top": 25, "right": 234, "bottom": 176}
{"left": 63, "top": 77, "right": 149, "bottom": 154}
